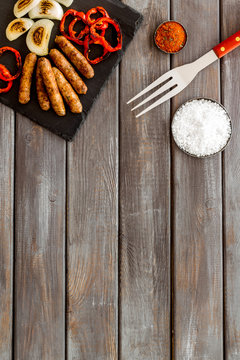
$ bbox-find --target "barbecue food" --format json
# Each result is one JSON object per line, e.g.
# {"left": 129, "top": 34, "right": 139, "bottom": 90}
{"left": 36, "top": 59, "right": 51, "bottom": 111}
{"left": 29, "top": 0, "right": 63, "bottom": 20}
{"left": 14, "top": 0, "right": 40, "bottom": 18}
{"left": 19, "top": 52, "right": 37, "bottom": 104}
{"left": 26, "top": 19, "right": 54, "bottom": 56}
{"left": 53, "top": 67, "right": 82, "bottom": 113}
{"left": 6, "top": 18, "right": 34, "bottom": 41}
{"left": 49, "top": 48, "right": 87, "bottom": 94}
{"left": 55, "top": 36, "right": 94, "bottom": 79}
{"left": 39, "top": 57, "right": 66, "bottom": 116}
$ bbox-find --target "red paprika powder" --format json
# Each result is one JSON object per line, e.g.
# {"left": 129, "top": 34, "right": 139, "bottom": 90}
{"left": 155, "top": 21, "right": 187, "bottom": 53}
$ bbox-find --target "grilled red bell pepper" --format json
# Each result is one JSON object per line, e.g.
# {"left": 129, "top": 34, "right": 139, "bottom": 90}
{"left": 90, "top": 17, "right": 122, "bottom": 52}
{"left": 69, "top": 17, "right": 89, "bottom": 40}
{"left": 0, "top": 64, "right": 13, "bottom": 94}
{"left": 60, "top": 9, "right": 87, "bottom": 42}
{"left": 60, "top": 8, "right": 123, "bottom": 65}
{"left": 68, "top": 17, "right": 89, "bottom": 39}
{"left": 83, "top": 34, "right": 110, "bottom": 65}
{"left": 85, "top": 6, "right": 110, "bottom": 26}
{"left": 0, "top": 47, "right": 22, "bottom": 81}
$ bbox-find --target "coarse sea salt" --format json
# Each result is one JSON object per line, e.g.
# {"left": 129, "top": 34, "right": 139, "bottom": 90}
{"left": 172, "top": 99, "right": 232, "bottom": 157}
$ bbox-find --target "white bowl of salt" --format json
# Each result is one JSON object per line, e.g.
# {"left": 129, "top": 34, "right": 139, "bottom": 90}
{"left": 171, "top": 98, "right": 232, "bottom": 158}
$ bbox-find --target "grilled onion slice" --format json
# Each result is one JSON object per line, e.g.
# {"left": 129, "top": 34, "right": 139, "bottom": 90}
{"left": 6, "top": 18, "right": 34, "bottom": 41}
{"left": 29, "top": 0, "right": 63, "bottom": 20}
{"left": 14, "top": 0, "right": 40, "bottom": 18}
{"left": 55, "top": 0, "right": 73, "bottom": 7}
{"left": 26, "top": 19, "right": 54, "bottom": 55}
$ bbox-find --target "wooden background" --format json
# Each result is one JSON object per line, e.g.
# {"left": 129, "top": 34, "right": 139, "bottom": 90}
{"left": 0, "top": 0, "right": 240, "bottom": 359}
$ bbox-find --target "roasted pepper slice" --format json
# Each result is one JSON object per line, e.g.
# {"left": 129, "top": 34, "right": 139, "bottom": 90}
{"left": 83, "top": 34, "right": 109, "bottom": 65}
{"left": 90, "top": 17, "right": 122, "bottom": 52}
{"left": 85, "top": 6, "right": 110, "bottom": 26}
{"left": 60, "top": 9, "right": 87, "bottom": 41}
{"left": 69, "top": 18, "right": 89, "bottom": 40}
{"left": 0, "top": 65, "right": 13, "bottom": 94}
{"left": 0, "top": 47, "right": 22, "bottom": 81}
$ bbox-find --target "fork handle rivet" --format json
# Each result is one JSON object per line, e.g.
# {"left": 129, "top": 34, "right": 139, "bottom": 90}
{"left": 220, "top": 47, "right": 225, "bottom": 52}
{"left": 236, "top": 37, "right": 240, "bottom": 42}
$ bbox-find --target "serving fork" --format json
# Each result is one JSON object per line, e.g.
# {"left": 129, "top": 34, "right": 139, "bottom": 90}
{"left": 128, "top": 30, "right": 240, "bottom": 117}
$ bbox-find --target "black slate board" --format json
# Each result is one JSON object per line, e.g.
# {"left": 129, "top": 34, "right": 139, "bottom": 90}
{"left": 0, "top": 0, "right": 142, "bottom": 141}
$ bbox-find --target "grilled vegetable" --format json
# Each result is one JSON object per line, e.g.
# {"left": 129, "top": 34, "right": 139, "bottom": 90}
{"left": 55, "top": 0, "right": 73, "bottom": 7}
{"left": 6, "top": 18, "right": 34, "bottom": 41}
{"left": 59, "top": 7, "right": 122, "bottom": 64}
{"left": 59, "top": 9, "right": 87, "bottom": 45}
{"left": 14, "top": 0, "right": 40, "bottom": 18}
{"left": 0, "top": 47, "right": 22, "bottom": 81}
{"left": 0, "top": 65, "right": 13, "bottom": 94}
{"left": 26, "top": 19, "right": 54, "bottom": 55}
{"left": 29, "top": 0, "right": 63, "bottom": 20}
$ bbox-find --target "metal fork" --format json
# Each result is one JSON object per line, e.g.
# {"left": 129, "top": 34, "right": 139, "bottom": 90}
{"left": 127, "top": 30, "right": 240, "bottom": 117}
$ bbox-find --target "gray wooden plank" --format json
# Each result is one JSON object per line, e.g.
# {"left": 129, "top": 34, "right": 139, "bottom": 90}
{"left": 120, "top": 0, "right": 171, "bottom": 359}
{"left": 0, "top": 105, "right": 14, "bottom": 360}
{"left": 171, "top": 0, "right": 223, "bottom": 358}
{"left": 67, "top": 70, "right": 119, "bottom": 359}
{"left": 14, "top": 117, "right": 66, "bottom": 360}
{"left": 221, "top": 1, "right": 240, "bottom": 358}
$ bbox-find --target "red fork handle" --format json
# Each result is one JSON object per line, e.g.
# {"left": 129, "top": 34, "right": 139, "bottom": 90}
{"left": 213, "top": 30, "right": 240, "bottom": 58}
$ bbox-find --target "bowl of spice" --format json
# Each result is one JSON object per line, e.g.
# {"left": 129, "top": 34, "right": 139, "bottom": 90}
{"left": 154, "top": 20, "right": 187, "bottom": 54}
{"left": 171, "top": 98, "right": 232, "bottom": 158}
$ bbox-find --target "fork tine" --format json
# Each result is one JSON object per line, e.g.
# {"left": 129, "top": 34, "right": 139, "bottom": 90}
{"left": 136, "top": 86, "right": 181, "bottom": 118}
{"left": 131, "top": 79, "right": 175, "bottom": 111}
{"left": 126, "top": 70, "right": 173, "bottom": 104}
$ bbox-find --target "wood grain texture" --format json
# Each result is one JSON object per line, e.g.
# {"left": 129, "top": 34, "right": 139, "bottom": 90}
{"left": 14, "top": 116, "right": 66, "bottom": 360}
{"left": 171, "top": 0, "right": 223, "bottom": 358}
{"left": 120, "top": 0, "right": 171, "bottom": 359}
{"left": 67, "top": 71, "right": 119, "bottom": 359}
{"left": 0, "top": 105, "right": 14, "bottom": 360}
{"left": 221, "top": 1, "right": 240, "bottom": 358}
{"left": 2, "top": 1, "right": 240, "bottom": 358}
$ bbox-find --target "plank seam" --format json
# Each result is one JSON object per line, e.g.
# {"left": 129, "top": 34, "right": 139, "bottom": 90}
{"left": 65, "top": 141, "right": 68, "bottom": 360}
{"left": 219, "top": 0, "right": 226, "bottom": 357}
{"left": 170, "top": 136, "right": 175, "bottom": 360}
{"left": 169, "top": 0, "right": 174, "bottom": 358}
{"left": 12, "top": 111, "right": 17, "bottom": 360}
{"left": 118, "top": 62, "right": 122, "bottom": 360}
{"left": 118, "top": 2, "right": 122, "bottom": 357}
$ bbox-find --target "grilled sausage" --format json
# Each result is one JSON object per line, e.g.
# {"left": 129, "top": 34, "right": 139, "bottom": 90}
{"left": 36, "top": 59, "right": 50, "bottom": 111}
{"left": 52, "top": 67, "right": 82, "bottom": 114}
{"left": 49, "top": 49, "right": 87, "bottom": 95}
{"left": 19, "top": 52, "right": 37, "bottom": 104}
{"left": 38, "top": 57, "right": 66, "bottom": 117}
{"left": 55, "top": 36, "right": 94, "bottom": 79}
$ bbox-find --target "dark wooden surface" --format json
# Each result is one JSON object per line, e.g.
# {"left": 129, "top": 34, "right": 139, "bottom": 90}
{"left": 0, "top": 0, "right": 240, "bottom": 359}
{"left": 222, "top": 1, "right": 240, "bottom": 359}
{"left": 14, "top": 115, "right": 66, "bottom": 359}
{"left": 120, "top": 0, "right": 171, "bottom": 358}
{"left": 171, "top": 0, "right": 223, "bottom": 358}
